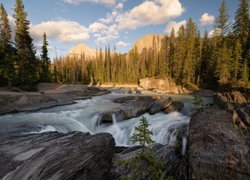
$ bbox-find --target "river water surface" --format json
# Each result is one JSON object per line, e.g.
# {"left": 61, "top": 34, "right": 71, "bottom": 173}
{"left": 0, "top": 89, "right": 212, "bottom": 147}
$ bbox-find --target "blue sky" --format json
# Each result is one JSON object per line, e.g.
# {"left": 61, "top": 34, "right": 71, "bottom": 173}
{"left": 1, "top": 0, "right": 240, "bottom": 58}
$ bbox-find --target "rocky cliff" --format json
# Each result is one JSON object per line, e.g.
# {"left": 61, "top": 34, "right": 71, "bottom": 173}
{"left": 188, "top": 91, "right": 250, "bottom": 179}
{"left": 67, "top": 44, "right": 97, "bottom": 59}
{"left": 131, "top": 34, "right": 164, "bottom": 53}
{"left": 139, "top": 77, "right": 187, "bottom": 94}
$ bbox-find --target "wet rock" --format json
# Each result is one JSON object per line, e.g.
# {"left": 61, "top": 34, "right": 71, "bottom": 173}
{"left": 214, "top": 92, "right": 250, "bottom": 130}
{"left": 235, "top": 108, "right": 250, "bottom": 127}
{"left": 149, "top": 97, "right": 173, "bottom": 115}
{"left": 0, "top": 86, "right": 110, "bottom": 115}
{"left": 164, "top": 101, "right": 184, "bottom": 113}
{"left": 139, "top": 77, "right": 187, "bottom": 94}
{"left": 0, "top": 132, "right": 115, "bottom": 180}
{"left": 221, "top": 91, "right": 247, "bottom": 105}
{"left": 98, "top": 111, "right": 113, "bottom": 123}
{"left": 114, "top": 96, "right": 161, "bottom": 119}
{"left": 189, "top": 106, "right": 250, "bottom": 179}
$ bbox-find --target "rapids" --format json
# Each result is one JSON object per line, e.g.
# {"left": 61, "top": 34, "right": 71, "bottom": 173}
{"left": 0, "top": 89, "right": 211, "bottom": 147}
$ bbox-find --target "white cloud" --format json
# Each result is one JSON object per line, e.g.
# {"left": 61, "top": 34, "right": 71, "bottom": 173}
{"left": 200, "top": 13, "right": 215, "bottom": 26}
{"left": 30, "top": 20, "right": 89, "bottom": 43}
{"left": 116, "top": 41, "right": 129, "bottom": 47}
{"left": 64, "top": 0, "right": 116, "bottom": 6}
{"left": 116, "top": 0, "right": 185, "bottom": 30}
{"left": 89, "top": 22, "right": 108, "bottom": 33}
{"left": 88, "top": 0, "right": 184, "bottom": 44}
{"left": 208, "top": 28, "right": 221, "bottom": 37}
{"left": 165, "top": 20, "right": 187, "bottom": 34}
{"left": 8, "top": 16, "right": 15, "bottom": 41}
{"left": 115, "top": 2, "right": 123, "bottom": 9}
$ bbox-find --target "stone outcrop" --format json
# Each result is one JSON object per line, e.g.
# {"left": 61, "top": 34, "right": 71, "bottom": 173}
{"left": 0, "top": 86, "right": 110, "bottom": 115}
{"left": 149, "top": 97, "right": 173, "bottom": 115}
{"left": 139, "top": 77, "right": 187, "bottom": 94}
{"left": 164, "top": 101, "right": 184, "bottom": 114}
{"left": 0, "top": 132, "right": 115, "bottom": 180}
{"left": 131, "top": 34, "right": 164, "bottom": 54}
{"left": 67, "top": 44, "right": 97, "bottom": 60}
{"left": 214, "top": 91, "right": 250, "bottom": 130}
{"left": 188, "top": 106, "right": 250, "bottom": 179}
{"left": 99, "top": 96, "right": 184, "bottom": 124}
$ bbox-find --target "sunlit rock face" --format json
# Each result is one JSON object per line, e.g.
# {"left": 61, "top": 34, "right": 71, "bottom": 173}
{"left": 131, "top": 34, "right": 164, "bottom": 53}
{"left": 67, "top": 44, "right": 97, "bottom": 60}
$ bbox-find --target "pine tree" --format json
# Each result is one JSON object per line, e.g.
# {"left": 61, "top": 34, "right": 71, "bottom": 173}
{"left": 215, "top": 44, "right": 232, "bottom": 85}
{"left": 130, "top": 116, "right": 154, "bottom": 148}
{"left": 14, "top": 0, "right": 38, "bottom": 89}
{"left": 233, "top": 0, "right": 249, "bottom": 52}
{"left": 40, "top": 32, "right": 51, "bottom": 82}
{"left": 119, "top": 116, "right": 164, "bottom": 179}
{"left": 232, "top": 39, "right": 243, "bottom": 83}
{"left": 0, "top": 3, "right": 15, "bottom": 88}
{"left": 215, "top": 0, "right": 230, "bottom": 36}
{"left": 241, "top": 59, "right": 249, "bottom": 84}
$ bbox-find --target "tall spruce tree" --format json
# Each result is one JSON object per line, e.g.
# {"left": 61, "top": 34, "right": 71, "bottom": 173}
{"left": 40, "top": 32, "right": 51, "bottom": 82}
{"left": 232, "top": 39, "right": 243, "bottom": 82}
{"left": 0, "top": 3, "right": 15, "bottom": 88}
{"left": 233, "top": 0, "right": 249, "bottom": 51}
{"left": 14, "top": 0, "right": 38, "bottom": 89}
{"left": 215, "top": 0, "right": 230, "bottom": 36}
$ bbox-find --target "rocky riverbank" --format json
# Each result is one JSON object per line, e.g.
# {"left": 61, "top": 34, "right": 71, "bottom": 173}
{"left": 0, "top": 88, "right": 249, "bottom": 180}
{"left": 0, "top": 84, "right": 110, "bottom": 115}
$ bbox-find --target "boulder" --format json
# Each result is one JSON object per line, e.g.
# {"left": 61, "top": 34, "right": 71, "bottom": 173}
{"left": 139, "top": 77, "right": 187, "bottom": 94}
{"left": 114, "top": 96, "right": 161, "bottom": 119}
{"left": 164, "top": 101, "right": 184, "bottom": 113}
{"left": 222, "top": 91, "right": 247, "bottom": 105}
{"left": 0, "top": 132, "right": 115, "bottom": 180}
{"left": 189, "top": 106, "right": 250, "bottom": 179}
{"left": 149, "top": 97, "right": 173, "bottom": 115}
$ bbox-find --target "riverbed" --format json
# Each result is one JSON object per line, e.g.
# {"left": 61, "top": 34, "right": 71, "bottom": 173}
{"left": 0, "top": 89, "right": 212, "bottom": 147}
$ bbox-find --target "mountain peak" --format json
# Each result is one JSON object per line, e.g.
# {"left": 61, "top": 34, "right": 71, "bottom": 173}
{"left": 68, "top": 44, "right": 96, "bottom": 59}
{"left": 131, "top": 34, "right": 165, "bottom": 53}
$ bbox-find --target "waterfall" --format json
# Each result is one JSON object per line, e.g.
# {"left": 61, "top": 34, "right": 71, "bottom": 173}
{"left": 0, "top": 93, "right": 192, "bottom": 148}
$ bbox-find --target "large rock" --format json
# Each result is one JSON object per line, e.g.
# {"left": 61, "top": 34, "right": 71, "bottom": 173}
{"left": 113, "top": 96, "right": 161, "bottom": 119}
{"left": 0, "top": 132, "right": 115, "bottom": 180}
{"left": 164, "top": 101, "right": 184, "bottom": 113}
{"left": 221, "top": 91, "right": 247, "bottom": 105}
{"left": 149, "top": 97, "right": 173, "bottom": 115}
{"left": 188, "top": 106, "right": 250, "bottom": 179}
{"left": 214, "top": 92, "right": 250, "bottom": 130}
{"left": 0, "top": 86, "right": 110, "bottom": 115}
{"left": 139, "top": 77, "right": 187, "bottom": 94}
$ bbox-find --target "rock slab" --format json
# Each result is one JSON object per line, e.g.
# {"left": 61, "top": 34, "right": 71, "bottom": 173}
{"left": 0, "top": 132, "right": 115, "bottom": 180}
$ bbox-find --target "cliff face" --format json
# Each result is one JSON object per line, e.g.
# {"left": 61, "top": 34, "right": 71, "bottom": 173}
{"left": 67, "top": 44, "right": 97, "bottom": 60}
{"left": 188, "top": 92, "right": 250, "bottom": 180}
{"left": 139, "top": 77, "right": 188, "bottom": 94}
{"left": 131, "top": 34, "right": 165, "bottom": 53}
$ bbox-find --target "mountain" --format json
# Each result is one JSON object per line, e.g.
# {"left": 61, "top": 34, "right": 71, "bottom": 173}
{"left": 67, "top": 44, "right": 97, "bottom": 59}
{"left": 131, "top": 34, "right": 165, "bottom": 53}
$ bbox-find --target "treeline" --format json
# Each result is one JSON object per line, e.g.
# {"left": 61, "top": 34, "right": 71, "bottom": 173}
{"left": 53, "top": 0, "right": 250, "bottom": 89}
{"left": 0, "top": 0, "right": 50, "bottom": 90}
{"left": 1, "top": 0, "right": 250, "bottom": 90}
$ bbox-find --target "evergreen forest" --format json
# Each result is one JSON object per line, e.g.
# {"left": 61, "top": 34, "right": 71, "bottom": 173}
{"left": 0, "top": 0, "right": 249, "bottom": 90}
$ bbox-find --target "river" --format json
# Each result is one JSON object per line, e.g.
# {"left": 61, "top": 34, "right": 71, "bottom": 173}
{"left": 0, "top": 89, "right": 212, "bottom": 148}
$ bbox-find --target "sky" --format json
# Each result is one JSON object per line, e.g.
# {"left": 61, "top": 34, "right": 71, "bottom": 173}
{"left": 0, "top": 0, "right": 240, "bottom": 58}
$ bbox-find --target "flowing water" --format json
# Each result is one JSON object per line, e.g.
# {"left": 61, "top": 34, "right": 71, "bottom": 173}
{"left": 0, "top": 89, "right": 212, "bottom": 147}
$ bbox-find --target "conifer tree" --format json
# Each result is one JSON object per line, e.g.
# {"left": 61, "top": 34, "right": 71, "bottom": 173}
{"left": 0, "top": 3, "right": 15, "bottom": 88}
{"left": 14, "top": 0, "right": 38, "bottom": 89}
{"left": 232, "top": 39, "right": 243, "bottom": 82}
{"left": 215, "top": 0, "right": 230, "bottom": 36}
{"left": 233, "top": 0, "right": 249, "bottom": 52}
{"left": 40, "top": 32, "right": 51, "bottom": 82}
